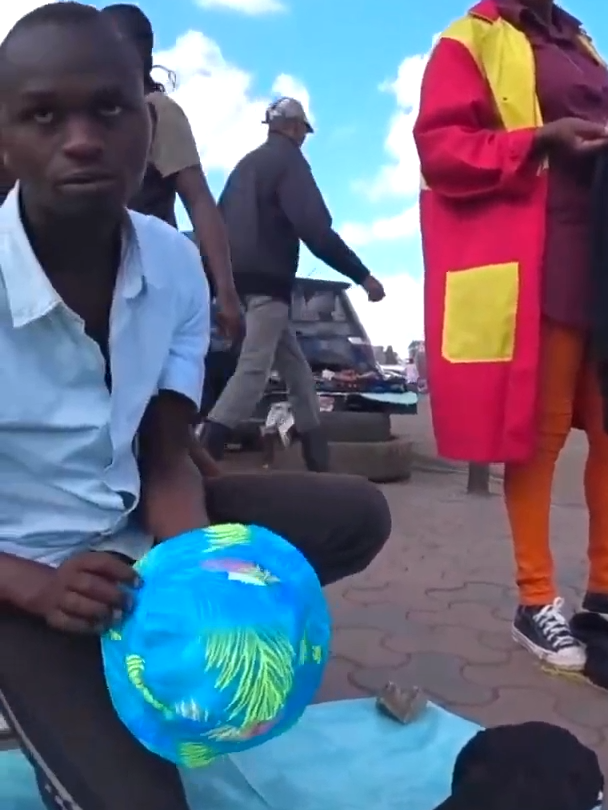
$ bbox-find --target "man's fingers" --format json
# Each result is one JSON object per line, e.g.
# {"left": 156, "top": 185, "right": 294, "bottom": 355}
{"left": 70, "top": 572, "right": 131, "bottom": 609}
{"left": 61, "top": 590, "right": 113, "bottom": 621}
{"left": 78, "top": 553, "right": 139, "bottom": 585}
{"left": 47, "top": 608, "right": 104, "bottom": 635}
{"left": 53, "top": 618, "right": 96, "bottom": 634}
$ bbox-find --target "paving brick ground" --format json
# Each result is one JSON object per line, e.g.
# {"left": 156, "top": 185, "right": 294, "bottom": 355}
{"left": 313, "top": 400, "right": 608, "bottom": 770}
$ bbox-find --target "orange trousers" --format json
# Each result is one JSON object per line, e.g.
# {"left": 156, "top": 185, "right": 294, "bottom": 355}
{"left": 504, "top": 321, "right": 608, "bottom": 605}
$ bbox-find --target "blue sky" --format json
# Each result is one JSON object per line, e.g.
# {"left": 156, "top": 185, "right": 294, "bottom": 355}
{"left": 6, "top": 0, "right": 608, "bottom": 351}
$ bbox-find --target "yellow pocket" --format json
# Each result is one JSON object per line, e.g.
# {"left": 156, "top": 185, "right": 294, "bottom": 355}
{"left": 441, "top": 262, "right": 518, "bottom": 363}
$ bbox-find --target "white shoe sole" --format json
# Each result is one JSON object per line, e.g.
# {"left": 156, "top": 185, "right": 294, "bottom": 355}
{"left": 511, "top": 626, "right": 585, "bottom": 671}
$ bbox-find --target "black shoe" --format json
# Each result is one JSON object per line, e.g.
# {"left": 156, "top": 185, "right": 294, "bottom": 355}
{"left": 582, "top": 591, "right": 608, "bottom": 620}
{"left": 512, "top": 597, "right": 585, "bottom": 670}
{"left": 199, "top": 420, "right": 232, "bottom": 461}
{"left": 299, "top": 427, "right": 330, "bottom": 473}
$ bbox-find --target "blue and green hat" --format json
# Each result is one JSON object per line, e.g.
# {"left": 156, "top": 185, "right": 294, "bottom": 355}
{"left": 101, "top": 524, "right": 331, "bottom": 767}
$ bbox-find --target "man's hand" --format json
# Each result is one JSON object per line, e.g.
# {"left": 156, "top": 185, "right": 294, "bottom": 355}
{"left": 363, "top": 275, "right": 386, "bottom": 302}
{"left": 216, "top": 288, "right": 243, "bottom": 343}
{"left": 536, "top": 118, "right": 608, "bottom": 155}
{"left": 27, "top": 551, "right": 138, "bottom": 634}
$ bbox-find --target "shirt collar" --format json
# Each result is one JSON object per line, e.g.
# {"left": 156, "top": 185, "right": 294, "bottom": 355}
{"left": 0, "top": 185, "right": 144, "bottom": 328}
{"left": 496, "top": 1, "right": 581, "bottom": 34}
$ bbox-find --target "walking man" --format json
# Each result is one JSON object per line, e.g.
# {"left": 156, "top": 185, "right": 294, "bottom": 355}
{"left": 200, "top": 97, "right": 386, "bottom": 470}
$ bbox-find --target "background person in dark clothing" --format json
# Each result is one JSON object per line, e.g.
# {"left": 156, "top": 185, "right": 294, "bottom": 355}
{"left": 101, "top": 3, "right": 241, "bottom": 341}
{"left": 201, "top": 97, "right": 386, "bottom": 470}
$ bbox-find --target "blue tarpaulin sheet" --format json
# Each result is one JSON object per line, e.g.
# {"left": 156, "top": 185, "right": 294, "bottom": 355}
{"left": 1, "top": 698, "right": 481, "bottom": 809}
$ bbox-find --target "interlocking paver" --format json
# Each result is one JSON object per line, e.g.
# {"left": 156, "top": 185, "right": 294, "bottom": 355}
{"left": 331, "top": 602, "right": 410, "bottom": 633}
{"left": 332, "top": 627, "right": 406, "bottom": 667}
{"left": 467, "top": 686, "right": 560, "bottom": 725}
{"left": 384, "top": 624, "right": 510, "bottom": 665}
{"left": 554, "top": 687, "right": 608, "bottom": 730}
{"left": 407, "top": 602, "right": 509, "bottom": 633}
{"left": 463, "top": 653, "right": 553, "bottom": 689}
{"left": 315, "top": 656, "right": 363, "bottom": 703}
{"left": 314, "top": 401, "right": 608, "bottom": 771}
{"left": 351, "top": 652, "right": 496, "bottom": 707}
{"left": 229, "top": 402, "right": 608, "bottom": 770}
{"left": 428, "top": 582, "right": 512, "bottom": 605}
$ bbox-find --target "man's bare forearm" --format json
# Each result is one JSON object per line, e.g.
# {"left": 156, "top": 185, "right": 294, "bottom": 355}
{"left": 142, "top": 455, "right": 209, "bottom": 541}
{"left": 191, "top": 202, "right": 235, "bottom": 296}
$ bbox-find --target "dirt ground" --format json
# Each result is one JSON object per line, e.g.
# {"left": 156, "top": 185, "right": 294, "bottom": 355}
{"left": 309, "top": 399, "right": 608, "bottom": 770}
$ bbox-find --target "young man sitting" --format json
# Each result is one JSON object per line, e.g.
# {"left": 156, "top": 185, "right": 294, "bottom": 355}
{"left": 0, "top": 5, "right": 391, "bottom": 809}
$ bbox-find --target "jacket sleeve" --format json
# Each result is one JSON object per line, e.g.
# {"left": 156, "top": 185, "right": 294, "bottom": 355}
{"left": 277, "top": 156, "right": 370, "bottom": 285}
{"left": 413, "top": 37, "right": 540, "bottom": 200}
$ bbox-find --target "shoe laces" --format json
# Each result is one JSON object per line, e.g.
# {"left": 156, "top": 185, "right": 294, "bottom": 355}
{"left": 533, "top": 597, "right": 576, "bottom": 650}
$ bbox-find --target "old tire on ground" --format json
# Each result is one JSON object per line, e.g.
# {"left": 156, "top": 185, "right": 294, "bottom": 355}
{"left": 272, "top": 436, "right": 412, "bottom": 483}
{"left": 319, "top": 411, "right": 392, "bottom": 443}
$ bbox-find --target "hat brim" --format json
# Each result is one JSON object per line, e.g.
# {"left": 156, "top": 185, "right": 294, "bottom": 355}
{"left": 262, "top": 116, "right": 314, "bottom": 133}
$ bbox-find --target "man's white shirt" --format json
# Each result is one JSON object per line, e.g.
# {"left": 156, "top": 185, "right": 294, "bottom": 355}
{"left": 0, "top": 188, "right": 210, "bottom": 566}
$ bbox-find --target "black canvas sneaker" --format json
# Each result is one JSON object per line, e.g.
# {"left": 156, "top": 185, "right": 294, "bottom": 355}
{"left": 512, "top": 597, "right": 585, "bottom": 670}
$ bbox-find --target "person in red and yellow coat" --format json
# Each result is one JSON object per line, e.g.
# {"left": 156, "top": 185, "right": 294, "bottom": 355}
{"left": 414, "top": 0, "right": 608, "bottom": 671}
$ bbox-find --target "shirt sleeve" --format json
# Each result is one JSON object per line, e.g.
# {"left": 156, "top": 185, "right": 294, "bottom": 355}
{"left": 158, "top": 237, "right": 210, "bottom": 408}
{"left": 413, "top": 37, "right": 538, "bottom": 200}
{"left": 147, "top": 92, "right": 201, "bottom": 179}
{"left": 277, "top": 156, "right": 371, "bottom": 284}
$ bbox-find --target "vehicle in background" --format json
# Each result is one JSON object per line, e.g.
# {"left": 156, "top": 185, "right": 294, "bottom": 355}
{"left": 380, "top": 360, "right": 421, "bottom": 393}
{"left": 200, "top": 277, "right": 417, "bottom": 445}
{"left": 380, "top": 364, "right": 406, "bottom": 376}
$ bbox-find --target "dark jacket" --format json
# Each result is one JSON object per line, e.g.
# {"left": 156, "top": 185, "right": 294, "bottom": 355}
{"left": 218, "top": 132, "right": 370, "bottom": 302}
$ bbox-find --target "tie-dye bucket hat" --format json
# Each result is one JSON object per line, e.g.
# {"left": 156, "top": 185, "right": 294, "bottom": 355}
{"left": 101, "top": 524, "right": 331, "bottom": 766}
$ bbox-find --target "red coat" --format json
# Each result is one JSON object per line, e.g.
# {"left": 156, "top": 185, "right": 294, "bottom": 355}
{"left": 414, "top": 1, "right": 546, "bottom": 462}
{"left": 414, "top": 0, "right": 603, "bottom": 463}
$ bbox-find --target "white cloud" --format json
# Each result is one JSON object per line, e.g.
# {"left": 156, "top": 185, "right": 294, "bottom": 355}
{"left": 348, "top": 272, "right": 423, "bottom": 352}
{"left": 340, "top": 203, "right": 419, "bottom": 247}
{"left": 364, "top": 52, "right": 429, "bottom": 201}
{"left": 337, "top": 46, "right": 431, "bottom": 337}
{"left": 156, "top": 31, "right": 310, "bottom": 173}
{"left": 340, "top": 44, "right": 432, "bottom": 247}
{"left": 0, "top": 0, "right": 47, "bottom": 35}
{"left": 196, "top": 0, "right": 284, "bottom": 13}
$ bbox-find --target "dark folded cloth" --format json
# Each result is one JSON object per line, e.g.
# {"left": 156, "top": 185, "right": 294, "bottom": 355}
{"left": 433, "top": 721, "right": 603, "bottom": 810}
{"left": 571, "top": 611, "right": 608, "bottom": 691}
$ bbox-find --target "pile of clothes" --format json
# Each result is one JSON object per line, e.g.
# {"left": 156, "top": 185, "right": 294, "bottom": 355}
{"left": 434, "top": 722, "right": 603, "bottom": 810}
{"left": 313, "top": 368, "right": 408, "bottom": 395}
